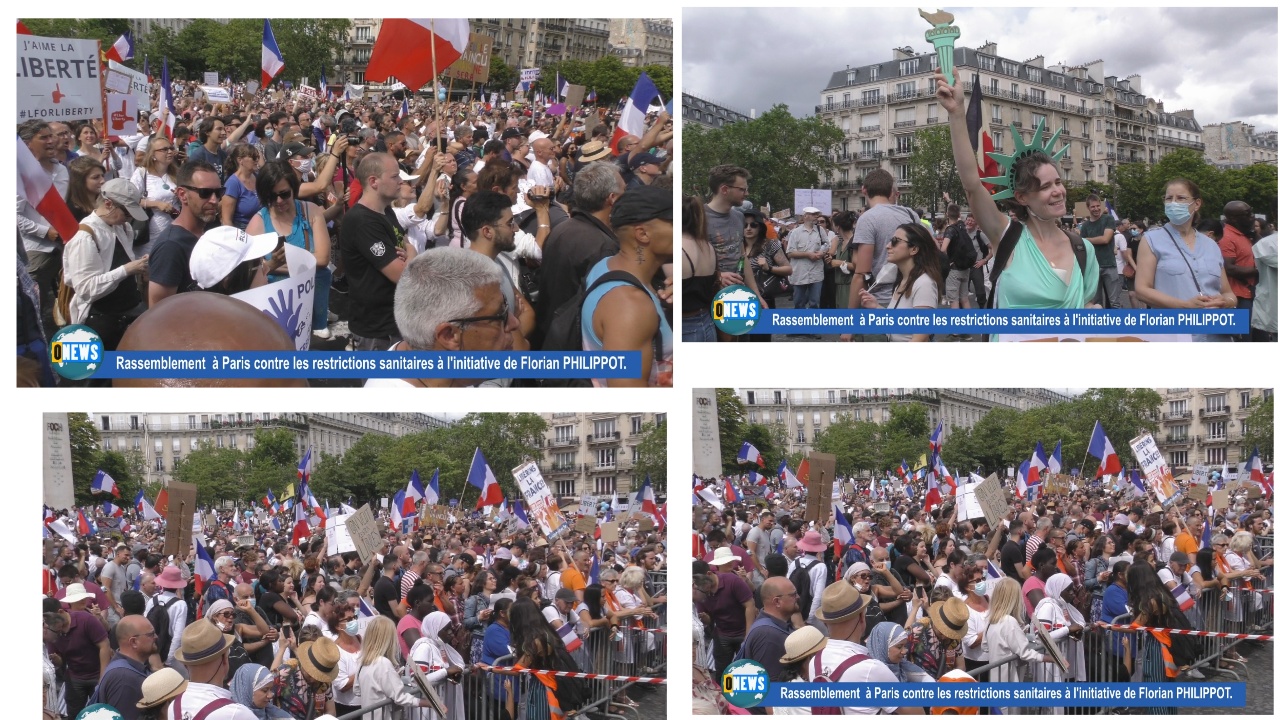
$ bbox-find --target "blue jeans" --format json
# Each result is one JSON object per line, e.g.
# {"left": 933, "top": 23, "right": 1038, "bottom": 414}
{"left": 792, "top": 281, "right": 822, "bottom": 310}
{"left": 682, "top": 309, "right": 717, "bottom": 342}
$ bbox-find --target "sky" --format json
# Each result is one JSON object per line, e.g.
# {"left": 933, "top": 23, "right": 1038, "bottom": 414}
{"left": 683, "top": 7, "right": 1278, "bottom": 131}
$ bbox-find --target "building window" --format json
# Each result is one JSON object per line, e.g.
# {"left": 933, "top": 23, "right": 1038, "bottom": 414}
{"left": 854, "top": 409, "right": 861, "bottom": 421}
{"left": 991, "top": 104, "right": 1001, "bottom": 121}
{"left": 1206, "top": 394, "right": 1226, "bottom": 413}
{"left": 1170, "top": 451, "right": 1188, "bottom": 467}
{"left": 846, "top": 70, "right": 856, "bottom": 84}
{"left": 1001, "top": 60, "right": 1018, "bottom": 76}
{"left": 229, "top": 435, "right": 237, "bottom": 449}
{"left": 869, "top": 66, "right": 879, "bottom": 80}
{"left": 631, "top": 415, "right": 643, "bottom": 435}
{"left": 749, "top": 411, "right": 758, "bottom": 423}
{"left": 216, "top": 435, "right": 224, "bottom": 449}
{"left": 595, "top": 476, "right": 615, "bottom": 495}
{"left": 190, "top": 437, "right": 200, "bottom": 450}
{"left": 102, "top": 416, "right": 111, "bottom": 431}
{"left": 762, "top": 411, "right": 771, "bottom": 423}
{"left": 597, "top": 448, "right": 617, "bottom": 468}
{"left": 899, "top": 58, "right": 919, "bottom": 76}
{"left": 130, "top": 415, "right": 140, "bottom": 430}
{"left": 1032, "top": 113, "right": 1046, "bottom": 127}
{"left": 555, "top": 479, "right": 576, "bottom": 497}
{"left": 1170, "top": 399, "right": 1186, "bottom": 415}
{"left": 1208, "top": 421, "right": 1226, "bottom": 440}
{"left": 1170, "top": 425, "right": 1188, "bottom": 441}
{"left": 774, "top": 391, "right": 783, "bottom": 404}
{"left": 797, "top": 429, "right": 807, "bottom": 443}
{"left": 992, "top": 131, "right": 1003, "bottom": 151}
{"left": 825, "top": 95, "right": 833, "bottom": 110}
{"left": 554, "top": 425, "right": 575, "bottom": 443}
{"left": 978, "top": 55, "right": 995, "bottom": 72}
{"left": 746, "top": 391, "right": 756, "bottom": 405}
{"left": 593, "top": 419, "right": 616, "bottom": 438}
{"left": 882, "top": 409, "right": 890, "bottom": 422}
{"left": 172, "top": 439, "right": 181, "bottom": 452}
{"left": 1207, "top": 447, "right": 1226, "bottom": 465}
{"left": 895, "top": 81, "right": 916, "bottom": 96}
{"left": 103, "top": 438, "right": 112, "bottom": 451}
{"left": 828, "top": 390, "right": 837, "bottom": 403}
{"left": 989, "top": 78, "right": 999, "bottom": 94}
{"left": 154, "top": 456, "right": 165, "bottom": 472}
{"left": 861, "top": 90, "right": 880, "bottom": 105}
{"left": 1240, "top": 390, "right": 1251, "bottom": 408}
{"left": 1028, "top": 68, "right": 1042, "bottom": 83}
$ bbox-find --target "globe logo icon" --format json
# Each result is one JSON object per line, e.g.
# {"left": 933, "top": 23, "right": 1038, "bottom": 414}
{"left": 722, "top": 658, "right": 770, "bottom": 708}
{"left": 50, "top": 324, "right": 104, "bottom": 381}
{"left": 711, "top": 285, "right": 761, "bottom": 336}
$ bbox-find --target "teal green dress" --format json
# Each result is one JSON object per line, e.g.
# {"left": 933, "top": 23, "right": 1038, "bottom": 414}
{"left": 992, "top": 224, "right": 1100, "bottom": 340}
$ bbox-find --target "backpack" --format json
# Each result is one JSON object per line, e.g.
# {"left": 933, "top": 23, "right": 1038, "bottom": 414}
{"left": 198, "top": 579, "right": 229, "bottom": 618}
{"left": 54, "top": 223, "right": 98, "bottom": 327}
{"left": 789, "top": 558, "right": 821, "bottom": 620}
{"left": 147, "top": 594, "right": 181, "bottom": 660}
{"left": 944, "top": 222, "right": 979, "bottom": 270}
{"left": 985, "top": 220, "right": 1088, "bottom": 308}
{"left": 540, "top": 269, "right": 661, "bottom": 388}
{"left": 87, "top": 653, "right": 149, "bottom": 706}
{"left": 809, "top": 649, "right": 871, "bottom": 715}
{"left": 171, "top": 694, "right": 234, "bottom": 720}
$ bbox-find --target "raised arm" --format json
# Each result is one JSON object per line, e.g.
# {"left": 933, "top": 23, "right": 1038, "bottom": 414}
{"left": 936, "top": 70, "right": 1008, "bottom": 245}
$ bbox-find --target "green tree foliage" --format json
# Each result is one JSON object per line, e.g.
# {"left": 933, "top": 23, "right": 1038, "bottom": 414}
{"left": 813, "top": 415, "right": 880, "bottom": 476}
{"left": 683, "top": 105, "right": 845, "bottom": 211}
{"left": 66, "top": 413, "right": 144, "bottom": 508}
{"left": 1113, "top": 149, "right": 1278, "bottom": 223}
{"left": 20, "top": 19, "right": 130, "bottom": 49}
{"left": 171, "top": 445, "right": 247, "bottom": 505}
{"left": 715, "top": 388, "right": 747, "bottom": 471}
{"left": 1243, "top": 395, "right": 1274, "bottom": 463}
{"left": 128, "top": 19, "right": 348, "bottom": 83}
{"left": 487, "top": 57, "right": 519, "bottom": 93}
{"left": 904, "top": 126, "right": 964, "bottom": 216}
{"left": 633, "top": 422, "right": 668, "bottom": 494}
{"left": 1065, "top": 181, "right": 1113, "bottom": 212}
{"left": 739, "top": 423, "right": 784, "bottom": 474}
{"left": 812, "top": 402, "right": 932, "bottom": 477}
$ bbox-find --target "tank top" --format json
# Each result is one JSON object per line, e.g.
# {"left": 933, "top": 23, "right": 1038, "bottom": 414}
{"left": 682, "top": 249, "right": 717, "bottom": 314}
{"left": 581, "top": 258, "right": 673, "bottom": 387}
{"left": 92, "top": 238, "right": 143, "bottom": 314}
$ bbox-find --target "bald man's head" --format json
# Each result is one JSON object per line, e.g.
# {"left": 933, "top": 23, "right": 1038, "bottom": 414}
{"left": 760, "top": 576, "right": 798, "bottom": 618}
{"left": 115, "top": 292, "right": 306, "bottom": 388}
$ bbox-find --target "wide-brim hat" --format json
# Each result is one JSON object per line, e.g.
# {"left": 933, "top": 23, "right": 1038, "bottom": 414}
{"left": 814, "top": 582, "right": 872, "bottom": 623}
{"left": 298, "top": 637, "right": 341, "bottom": 683}
{"left": 155, "top": 565, "right": 188, "bottom": 589}
{"left": 779, "top": 625, "right": 828, "bottom": 664}
{"left": 136, "top": 667, "right": 188, "bottom": 709}
{"left": 797, "top": 530, "right": 827, "bottom": 553}
{"left": 928, "top": 597, "right": 971, "bottom": 641}
{"left": 174, "top": 619, "right": 234, "bottom": 665}
{"left": 62, "top": 583, "right": 94, "bottom": 604}
{"left": 708, "top": 546, "right": 738, "bottom": 566}
{"left": 578, "top": 140, "right": 611, "bottom": 162}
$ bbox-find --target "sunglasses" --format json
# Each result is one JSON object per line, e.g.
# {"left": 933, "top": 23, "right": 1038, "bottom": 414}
{"left": 181, "top": 185, "right": 226, "bottom": 200}
{"left": 745, "top": 222, "right": 763, "bottom": 229}
{"left": 268, "top": 189, "right": 294, "bottom": 203}
{"left": 889, "top": 237, "right": 907, "bottom": 247}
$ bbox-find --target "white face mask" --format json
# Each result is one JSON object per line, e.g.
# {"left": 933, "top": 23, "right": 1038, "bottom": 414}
{"left": 294, "top": 158, "right": 314, "bottom": 176}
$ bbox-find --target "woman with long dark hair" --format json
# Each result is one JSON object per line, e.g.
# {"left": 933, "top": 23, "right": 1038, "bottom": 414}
{"left": 682, "top": 196, "right": 719, "bottom": 342}
{"left": 447, "top": 168, "right": 479, "bottom": 247}
{"left": 65, "top": 156, "right": 106, "bottom": 221}
{"left": 743, "top": 208, "right": 790, "bottom": 343}
{"left": 828, "top": 210, "right": 857, "bottom": 310}
{"left": 855, "top": 223, "right": 944, "bottom": 341}
{"left": 1084, "top": 535, "right": 1116, "bottom": 623}
{"left": 464, "top": 570, "right": 497, "bottom": 664}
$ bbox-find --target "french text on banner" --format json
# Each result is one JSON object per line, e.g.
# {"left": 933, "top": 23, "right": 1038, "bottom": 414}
{"left": 761, "top": 683, "right": 1245, "bottom": 708}
{"left": 749, "top": 309, "right": 1247, "bottom": 335}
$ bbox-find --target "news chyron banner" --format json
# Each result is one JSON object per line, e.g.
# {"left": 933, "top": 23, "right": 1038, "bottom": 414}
{"left": 710, "top": 285, "right": 1247, "bottom": 341}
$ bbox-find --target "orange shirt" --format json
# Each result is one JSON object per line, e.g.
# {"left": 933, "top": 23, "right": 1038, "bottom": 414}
{"left": 1175, "top": 530, "right": 1200, "bottom": 557}
{"left": 1219, "top": 224, "right": 1256, "bottom": 299}
{"left": 561, "top": 566, "right": 586, "bottom": 592}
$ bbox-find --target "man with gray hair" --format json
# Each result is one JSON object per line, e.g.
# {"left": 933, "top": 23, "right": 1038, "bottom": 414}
{"left": 364, "top": 246, "right": 517, "bottom": 388}
{"left": 535, "top": 162, "right": 627, "bottom": 345}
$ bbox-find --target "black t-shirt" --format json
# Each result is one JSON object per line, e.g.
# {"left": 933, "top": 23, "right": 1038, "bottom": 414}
{"left": 235, "top": 609, "right": 274, "bottom": 667}
{"left": 892, "top": 554, "right": 921, "bottom": 588}
{"left": 373, "top": 576, "right": 399, "bottom": 620}
{"left": 93, "top": 238, "right": 143, "bottom": 313}
{"left": 871, "top": 570, "right": 909, "bottom": 626}
{"left": 1000, "top": 539, "right": 1024, "bottom": 580}
{"left": 147, "top": 224, "right": 202, "bottom": 293}
{"left": 257, "top": 591, "right": 286, "bottom": 628}
{"left": 341, "top": 204, "right": 404, "bottom": 339}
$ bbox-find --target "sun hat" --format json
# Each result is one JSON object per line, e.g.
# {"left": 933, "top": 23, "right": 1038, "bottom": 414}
{"left": 297, "top": 637, "right": 341, "bottom": 683}
{"left": 708, "top": 547, "right": 739, "bottom": 566}
{"left": 578, "top": 140, "right": 611, "bottom": 162}
{"left": 62, "top": 583, "right": 95, "bottom": 604}
{"left": 814, "top": 582, "right": 872, "bottom": 623}
{"left": 136, "top": 667, "right": 187, "bottom": 709}
{"left": 797, "top": 530, "right": 828, "bottom": 553}
{"left": 154, "top": 565, "right": 188, "bottom": 590}
{"left": 174, "top": 619, "right": 234, "bottom": 665}
{"left": 189, "top": 226, "right": 280, "bottom": 289}
{"left": 779, "top": 625, "right": 828, "bottom": 664}
{"left": 928, "top": 597, "right": 971, "bottom": 641}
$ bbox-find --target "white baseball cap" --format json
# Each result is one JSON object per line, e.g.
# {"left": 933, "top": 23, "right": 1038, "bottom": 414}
{"left": 189, "top": 226, "right": 280, "bottom": 289}
{"left": 802, "top": 206, "right": 822, "bottom": 215}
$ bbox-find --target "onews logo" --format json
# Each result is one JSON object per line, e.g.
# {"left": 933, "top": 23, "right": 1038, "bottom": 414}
{"left": 721, "top": 659, "right": 770, "bottom": 708}
{"left": 50, "top": 324, "right": 104, "bottom": 381}
{"left": 711, "top": 284, "right": 761, "bottom": 336}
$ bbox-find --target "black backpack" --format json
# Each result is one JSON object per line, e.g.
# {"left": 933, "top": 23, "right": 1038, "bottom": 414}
{"left": 148, "top": 594, "right": 182, "bottom": 660}
{"left": 790, "top": 558, "right": 822, "bottom": 619}
{"left": 540, "top": 269, "right": 661, "bottom": 388}
{"left": 985, "top": 220, "right": 1088, "bottom": 308}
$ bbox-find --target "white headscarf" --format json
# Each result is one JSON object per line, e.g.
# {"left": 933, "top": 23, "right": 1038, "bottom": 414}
{"left": 1044, "top": 573, "right": 1085, "bottom": 626}
{"left": 421, "top": 611, "right": 465, "bottom": 667}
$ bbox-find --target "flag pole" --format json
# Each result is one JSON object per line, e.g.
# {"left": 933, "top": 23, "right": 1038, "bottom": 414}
{"left": 431, "top": 20, "right": 442, "bottom": 150}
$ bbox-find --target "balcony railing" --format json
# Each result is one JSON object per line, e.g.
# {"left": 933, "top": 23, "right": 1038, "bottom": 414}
{"left": 1162, "top": 411, "right": 1192, "bottom": 420}
{"left": 892, "top": 120, "right": 917, "bottom": 129}
{"left": 1200, "top": 406, "right": 1231, "bottom": 417}
{"left": 1156, "top": 136, "right": 1206, "bottom": 151}
{"left": 549, "top": 437, "right": 578, "bottom": 447}
{"left": 927, "top": 116, "right": 940, "bottom": 124}
{"left": 587, "top": 431, "right": 622, "bottom": 444}
{"left": 860, "top": 125, "right": 881, "bottom": 133}
{"left": 856, "top": 151, "right": 884, "bottom": 162}
{"left": 1163, "top": 435, "right": 1191, "bottom": 446}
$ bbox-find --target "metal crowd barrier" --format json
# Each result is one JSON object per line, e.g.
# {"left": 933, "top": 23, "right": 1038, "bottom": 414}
{"left": 650, "top": 570, "right": 667, "bottom": 601}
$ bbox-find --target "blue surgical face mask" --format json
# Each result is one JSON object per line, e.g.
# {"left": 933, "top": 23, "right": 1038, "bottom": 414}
{"left": 248, "top": 599, "right": 257, "bottom": 609}
{"left": 344, "top": 619, "right": 359, "bottom": 635}
{"left": 974, "top": 581, "right": 988, "bottom": 596}
{"left": 1165, "top": 202, "right": 1192, "bottom": 225}
{"left": 264, "top": 129, "right": 275, "bottom": 139}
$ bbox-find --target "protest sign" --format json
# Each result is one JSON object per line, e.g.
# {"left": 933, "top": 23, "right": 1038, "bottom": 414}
{"left": 421, "top": 505, "right": 448, "bottom": 528}
{"left": 325, "top": 512, "right": 355, "bottom": 550}
{"left": 639, "top": 517, "right": 655, "bottom": 531}
{"left": 232, "top": 243, "right": 315, "bottom": 351}
{"left": 43, "top": 413, "right": 75, "bottom": 511}
{"left": 600, "top": 522, "right": 619, "bottom": 542}
{"left": 574, "top": 516, "right": 597, "bottom": 535}
{"left": 201, "top": 86, "right": 231, "bottom": 103}
{"left": 203, "top": 71, "right": 219, "bottom": 86}
{"left": 1044, "top": 473, "right": 1070, "bottom": 495}
{"left": 1212, "top": 489, "right": 1229, "bottom": 509}
{"left": 804, "top": 452, "right": 836, "bottom": 523}
{"left": 108, "top": 60, "right": 151, "bottom": 113}
{"left": 954, "top": 484, "right": 984, "bottom": 521}
{"left": 162, "top": 482, "right": 197, "bottom": 557}
{"left": 1191, "top": 464, "right": 1211, "bottom": 487}
{"left": 564, "top": 84, "right": 586, "bottom": 110}
{"left": 520, "top": 68, "right": 541, "bottom": 87}
{"left": 345, "top": 505, "right": 381, "bottom": 564}
{"left": 974, "top": 474, "right": 1009, "bottom": 523}
{"left": 17, "top": 35, "right": 103, "bottom": 123}
{"left": 1129, "top": 433, "right": 1181, "bottom": 506}
{"left": 793, "top": 189, "right": 832, "bottom": 216}
{"left": 846, "top": 480, "right": 860, "bottom": 497}
{"left": 513, "top": 461, "right": 568, "bottom": 540}
{"left": 106, "top": 93, "right": 137, "bottom": 136}
{"left": 873, "top": 502, "right": 890, "bottom": 514}
{"left": 104, "top": 70, "right": 131, "bottom": 96}
{"left": 297, "top": 85, "right": 319, "bottom": 101}
{"left": 773, "top": 209, "right": 792, "bottom": 219}
{"left": 579, "top": 494, "right": 598, "bottom": 517}
{"left": 1036, "top": 622, "right": 1070, "bottom": 674}
{"left": 1187, "top": 484, "right": 1208, "bottom": 503}
{"left": 443, "top": 33, "right": 494, "bottom": 82}
{"left": 246, "top": 80, "right": 259, "bottom": 95}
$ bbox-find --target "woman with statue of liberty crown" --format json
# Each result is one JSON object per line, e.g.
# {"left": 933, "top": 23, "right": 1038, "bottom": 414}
{"left": 936, "top": 69, "right": 1100, "bottom": 317}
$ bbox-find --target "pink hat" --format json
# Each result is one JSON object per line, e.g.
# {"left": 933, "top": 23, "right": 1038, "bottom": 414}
{"left": 797, "top": 530, "right": 827, "bottom": 553}
{"left": 155, "top": 565, "right": 188, "bottom": 589}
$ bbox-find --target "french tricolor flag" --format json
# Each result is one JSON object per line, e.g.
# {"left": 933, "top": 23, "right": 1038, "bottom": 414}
{"left": 407, "top": 469, "right": 426, "bottom": 502}
{"left": 261, "top": 19, "right": 285, "bottom": 87}
{"left": 737, "top": 441, "right": 765, "bottom": 468}
{"left": 929, "top": 422, "right": 944, "bottom": 454}
{"left": 1088, "top": 421, "right": 1122, "bottom": 477}
{"left": 91, "top": 469, "right": 120, "bottom": 498}
{"left": 364, "top": 19, "right": 469, "bottom": 92}
{"left": 511, "top": 500, "right": 531, "bottom": 529}
{"left": 723, "top": 481, "right": 740, "bottom": 504}
{"left": 290, "top": 501, "right": 309, "bottom": 546}
{"left": 924, "top": 468, "right": 942, "bottom": 512}
{"left": 1016, "top": 460, "right": 1031, "bottom": 500}
{"left": 194, "top": 535, "right": 216, "bottom": 616}
{"left": 639, "top": 475, "right": 658, "bottom": 517}
{"left": 105, "top": 32, "right": 134, "bottom": 63}
{"left": 159, "top": 58, "right": 176, "bottom": 141}
{"left": 1048, "top": 441, "right": 1063, "bottom": 476}
{"left": 77, "top": 508, "right": 96, "bottom": 536}
{"left": 586, "top": 88, "right": 597, "bottom": 103}
{"left": 102, "top": 502, "right": 123, "bottom": 519}
{"left": 1129, "top": 469, "right": 1147, "bottom": 496}
{"left": 897, "top": 459, "right": 910, "bottom": 480}
{"left": 1246, "top": 448, "right": 1270, "bottom": 496}
{"left": 134, "top": 491, "right": 161, "bottom": 521}
{"left": 467, "top": 448, "right": 504, "bottom": 509}
{"left": 611, "top": 72, "right": 661, "bottom": 155}
{"left": 18, "top": 133, "right": 79, "bottom": 248}
{"left": 1030, "top": 442, "right": 1049, "bottom": 486}
{"left": 749, "top": 469, "right": 767, "bottom": 487}
{"left": 425, "top": 469, "right": 440, "bottom": 506}
{"left": 833, "top": 506, "right": 854, "bottom": 579}
{"left": 397, "top": 97, "right": 409, "bottom": 122}
{"left": 779, "top": 460, "right": 802, "bottom": 489}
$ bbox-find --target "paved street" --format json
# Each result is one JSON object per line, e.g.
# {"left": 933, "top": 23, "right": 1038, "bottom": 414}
{"left": 1197, "top": 638, "right": 1273, "bottom": 715}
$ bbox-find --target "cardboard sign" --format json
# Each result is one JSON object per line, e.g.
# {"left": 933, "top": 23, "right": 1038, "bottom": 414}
{"left": 579, "top": 494, "right": 598, "bottom": 517}
{"left": 1187, "top": 484, "right": 1208, "bottom": 502}
{"left": 1247, "top": 485, "right": 1261, "bottom": 499}
{"left": 246, "top": 80, "right": 259, "bottom": 95}
{"left": 639, "top": 517, "right": 655, "bottom": 531}
{"left": 108, "top": 60, "right": 151, "bottom": 113}
{"left": 443, "top": 33, "right": 494, "bottom": 83}
{"left": 1129, "top": 433, "right": 1181, "bottom": 507}
{"left": 297, "top": 84, "right": 319, "bottom": 100}
{"left": 105, "top": 93, "right": 138, "bottom": 136}
{"left": 1043, "top": 473, "right": 1071, "bottom": 496}
{"left": 846, "top": 481, "right": 860, "bottom": 497}
{"left": 804, "top": 452, "right": 837, "bottom": 523}
{"left": 600, "top": 522, "right": 620, "bottom": 542}
{"left": 793, "top": 189, "right": 833, "bottom": 216}
{"left": 574, "top": 516, "right": 597, "bottom": 535}
{"left": 232, "top": 244, "right": 315, "bottom": 350}
{"left": 325, "top": 514, "right": 355, "bottom": 557}
{"left": 1211, "top": 489, "right": 1228, "bottom": 509}
{"left": 17, "top": 35, "right": 104, "bottom": 123}
{"left": 162, "top": 482, "right": 198, "bottom": 556}
{"left": 954, "top": 484, "right": 985, "bottom": 521}
{"left": 974, "top": 474, "right": 1009, "bottom": 523}
{"left": 873, "top": 502, "right": 891, "bottom": 514}
{"left": 104, "top": 69, "right": 131, "bottom": 96}
{"left": 344, "top": 505, "right": 381, "bottom": 564}
{"left": 564, "top": 84, "right": 585, "bottom": 110}
{"left": 200, "top": 86, "right": 231, "bottom": 104}
{"left": 513, "top": 461, "right": 568, "bottom": 540}
{"left": 42, "top": 413, "right": 75, "bottom": 511}
{"left": 773, "top": 209, "right": 793, "bottom": 219}
{"left": 1035, "top": 621, "right": 1070, "bottom": 674}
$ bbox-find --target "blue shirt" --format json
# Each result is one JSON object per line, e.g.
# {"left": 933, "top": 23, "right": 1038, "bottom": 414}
{"left": 225, "top": 174, "right": 261, "bottom": 230}
{"left": 482, "top": 622, "right": 512, "bottom": 664}
{"left": 580, "top": 258, "right": 673, "bottom": 387}
{"left": 1101, "top": 583, "right": 1130, "bottom": 656}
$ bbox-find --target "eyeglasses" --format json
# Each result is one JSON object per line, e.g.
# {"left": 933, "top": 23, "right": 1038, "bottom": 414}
{"left": 268, "top": 189, "right": 294, "bottom": 203}
{"left": 745, "top": 222, "right": 763, "bottom": 229}
{"left": 1213, "top": 543, "right": 1228, "bottom": 548}
{"left": 153, "top": 146, "right": 174, "bottom": 153}
{"left": 181, "top": 185, "right": 226, "bottom": 200}
{"left": 449, "top": 299, "right": 511, "bottom": 328}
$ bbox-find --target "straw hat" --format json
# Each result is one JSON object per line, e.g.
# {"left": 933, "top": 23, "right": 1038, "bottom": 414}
{"left": 779, "top": 625, "right": 828, "bottom": 664}
{"left": 136, "top": 667, "right": 188, "bottom": 709}
{"left": 578, "top": 140, "right": 611, "bottom": 163}
{"left": 814, "top": 582, "right": 872, "bottom": 623}
{"left": 928, "top": 597, "right": 971, "bottom": 641}
{"left": 174, "top": 619, "right": 233, "bottom": 665}
{"left": 298, "top": 637, "right": 341, "bottom": 683}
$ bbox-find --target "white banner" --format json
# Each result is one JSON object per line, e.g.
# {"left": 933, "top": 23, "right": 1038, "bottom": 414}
{"left": 1191, "top": 464, "right": 1211, "bottom": 486}
{"left": 43, "top": 413, "right": 75, "bottom": 511}
{"left": 203, "top": 71, "right": 219, "bottom": 86}
{"left": 297, "top": 84, "right": 319, "bottom": 100}
{"left": 231, "top": 243, "right": 316, "bottom": 351}
{"left": 17, "top": 35, "right": 104, "bottom": 123}
{"left": 105, "top": 92, "right": 138, "bottom": 136}
{"left": 325, "top": 514, "right": 356, "bottom": 557}
{"left": 345, "top": 84, "right": 365, "bottom": 99}
{"left": 512, "top": 461, "right": 568, "bottom": 540}
{"left": 108, "top": 60, "right": 151, "bottom": 113}
{"left": 1129, "top": 433, "right": 1181, "bottom": 507}
{"left": 794, "top": 189, "right": 833, "bottom": 217}
{"left": 200, "top": 86, "right": 231, "bottom": 103}
{"left": 246, "top": 80, "right": 260, "bottom": 95}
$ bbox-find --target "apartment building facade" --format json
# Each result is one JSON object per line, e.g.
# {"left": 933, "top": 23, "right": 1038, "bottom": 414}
{"left": 539, "top": 412, "right": 667, "bottom": 504}
{"left": 1155, "top": 388, "right": 1272, "bottom": 469}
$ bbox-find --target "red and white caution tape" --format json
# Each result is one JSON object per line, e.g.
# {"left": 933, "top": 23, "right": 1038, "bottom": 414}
{"left": 1094, "top": 622, "right": 1272, "bottom": 641}
{"left": 475, "top": 664, "right": 666, "bottom": 684}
